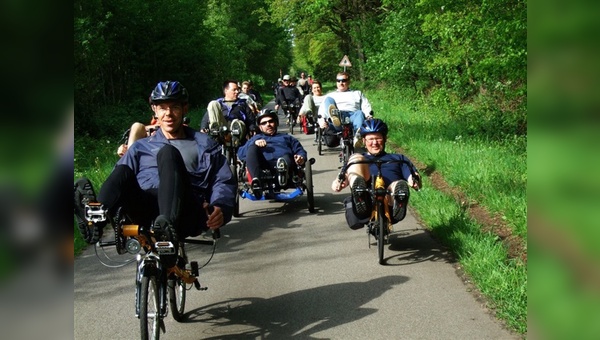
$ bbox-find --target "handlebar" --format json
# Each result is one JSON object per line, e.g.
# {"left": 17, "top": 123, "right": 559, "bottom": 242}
{"left": 337, "top": 158, "right": 421, "bottom": 188}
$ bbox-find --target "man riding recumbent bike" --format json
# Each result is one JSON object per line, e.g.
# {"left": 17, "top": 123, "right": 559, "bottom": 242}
{"left": 236, "top": 109, "right": 315, "bottom": 213}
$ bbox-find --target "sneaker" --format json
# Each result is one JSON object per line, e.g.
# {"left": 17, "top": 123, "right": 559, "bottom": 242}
{"left": 276, "top": 158, "right": 288, "bottom": 187}
{"left": 328, "top": 104, "right": 341, "bottom": 127}
{"left": 353, "top": 130, "right": 363, "bottom": 148}
{"left": 209, "top": 121, "right": 220, "bottom": 135}
{"left": 153, "top": 215, "right": 179, "bottom": 267}
{"left": 392, "top": 180, "right": 410, "bottom": 222}
{"left": 230, "top": 119, "right": 243, "bottom": 146}
{"left": 351, "top": 176, "right": 372, "bottom": 219}
{"left": 251, "top": 177, "right": 263, "bottom": 198}
{"left": 74, "top": 178, "right": 105, "bottom": 244}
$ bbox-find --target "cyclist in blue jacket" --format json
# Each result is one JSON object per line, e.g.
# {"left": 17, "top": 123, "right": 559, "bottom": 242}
{"left": 74, "top": 81, "right": 237, "bottom": 254}
{"left": 332, "top": 119, "right": 422, "bottom": 229}
{"left": 237, "top": 109, "right": 307, "bottom": 197}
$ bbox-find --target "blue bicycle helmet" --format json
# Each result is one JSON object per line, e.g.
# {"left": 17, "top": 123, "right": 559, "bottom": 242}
{"left": 149, "top": 81, "right": 189, "bottom": 104}
{"left": 359, "top": 118, "right": 388, "bottom": 137}
{"left": 256, "top": 108, "right": 279, "bottom": 126}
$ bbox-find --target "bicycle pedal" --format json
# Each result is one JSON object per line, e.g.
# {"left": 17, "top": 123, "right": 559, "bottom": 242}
{"left": 194, "top": 280, "right": 207, "bottom": 291}
{"left": 85, "top": 203, "right": 107, "bottom": 223}
{"left": 155, "top": 241, "right": 176, "bottom": 255}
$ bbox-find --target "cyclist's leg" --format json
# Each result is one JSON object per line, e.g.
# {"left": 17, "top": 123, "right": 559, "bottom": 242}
{"left": 345, "top": 154, "right": 370, "bottom": 186}
{"left": 97, "top": 164, "right": 159, "bottom": 222}
{"left": 389, "top": 180, "right": 410, "bottom": 223}
{"left": 128, "top": 123, "right": 148, "bottom": 148}
{"left": 321, "top": 97, "right": 342, "bottom": 129}
{"left": 244, "top": 143, "right": 271, "bottom": 180}
{"left": 207, "top": 100, "right": 227, "bottom": 130}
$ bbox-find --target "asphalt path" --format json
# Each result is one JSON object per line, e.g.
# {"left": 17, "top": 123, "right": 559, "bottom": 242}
{"left": 75, "top": 104, "right": 516, "bottom": 339}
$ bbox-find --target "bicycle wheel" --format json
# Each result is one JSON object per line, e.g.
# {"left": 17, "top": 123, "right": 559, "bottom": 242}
{"left": 140, "top": 276, "right": 161, "bottom": 340}
{"left": 305, "top": 159, "right": 315, "bottom": 213}
{"left": 377, "top": 204, "right": 386, "bottom": 265}
{"left": 317, "top": 128, "right": 323, "bottom": 155}
{"left": 168, "top": 277, "right": 186, "bottom": 322}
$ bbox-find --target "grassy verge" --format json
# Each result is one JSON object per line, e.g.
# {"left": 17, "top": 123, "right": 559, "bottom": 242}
{"left": 363, "top": 88, "right": 527, "bottom": 334}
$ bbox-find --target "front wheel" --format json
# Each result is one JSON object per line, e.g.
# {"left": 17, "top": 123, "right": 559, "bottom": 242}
{"left": 140, "top": 276, "right": 161, "bottom": 340}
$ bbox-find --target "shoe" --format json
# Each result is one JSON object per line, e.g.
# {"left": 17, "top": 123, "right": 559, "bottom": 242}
{"left": 251, "top": 177, "right": 263, "bottom": 198}
{"left": 74, "top": 178, "right": 105, "bottom": 244}
{"left": 153, "top": 215, "right": 179, "bottom": 268}
{"left": 230, "top": 119, "right": 243, "bottom": 146}
{"left": 351, "top": 176, "right": 371, "bottom": 219}
{"left": 276, "top": 158, "right": 288, "bottom": 187}
{"left": 392, "top": 180, "right": 410, "bottom": 222}
{"left": 353, "top": 129, "right": 363, "bottom": 148}
{"left": 328, "top": 104, "right": 341, "bottom": 127}
{"left": 209, "top": 122, "right": 221, "bottom": 138}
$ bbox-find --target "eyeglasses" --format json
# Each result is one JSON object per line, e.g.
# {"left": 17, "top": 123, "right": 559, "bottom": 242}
{"left": 260, "top": 119, "right": 275, "bottom": 126}
{"left": 336, "top": 78, "right": 349, "bottom": 83}
{"left": 365, "top": 137, "right": 384, "bottom": 143}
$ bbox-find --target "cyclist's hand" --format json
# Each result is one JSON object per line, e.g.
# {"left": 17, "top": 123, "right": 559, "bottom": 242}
{"left": 408, "top": 174, "right": 422, "bottom": 190}
{"left": 117, "top": 144, "right": 127, "bottom": 157}
{"left": 332, "top": 178, "right": 346, "bottom": 192}
{"left": 255, "top": 139, "right": 267, "bottom": 147}
{"left": 204, "top": 203, "right": 224, "bottom": 229}
{"left": 294, "top": 154, "right": 305, "bottom": 166}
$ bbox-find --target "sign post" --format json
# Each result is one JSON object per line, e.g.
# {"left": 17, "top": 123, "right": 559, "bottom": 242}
{"left": 339, "top": 55, "right": 352, "bottom": 72}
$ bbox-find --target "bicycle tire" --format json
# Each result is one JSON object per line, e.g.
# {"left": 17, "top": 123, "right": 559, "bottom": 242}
{"left": 140, "top": 276, "right": 161, "bottom": 340}
{"left": 377, "top": 204, "right": 386, "bottom": 265}
{"left": 167, "top": 277, "right": 186, "bottom": 322}
{"left": 305, "top": 159, "right": 315, "bottom": 213}
{"left": 230, "top": 163, "right": 240, "bottom": 217}
{"left": 317, "top": 128, "right": 322, "bottom": 155}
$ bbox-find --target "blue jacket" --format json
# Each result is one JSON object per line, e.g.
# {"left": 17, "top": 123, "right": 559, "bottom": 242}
{"left": 237, "top": 132, "right": 307, "bottom": 163}
{"left": 117, "top": 126, "right": 236, "bottom": 222}
{"left": 363, "top": 152, "right": 418, "bottom": 187}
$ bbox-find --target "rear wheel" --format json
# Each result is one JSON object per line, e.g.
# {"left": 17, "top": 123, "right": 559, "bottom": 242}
{"left": 317, "top": 128, "right": 323, "bottom": 155}
{"left": 305, "top": 159, "right": 315, "bottom": 213}
{"left": 140, "top": 276, "right": 161, "bottom": 340}
{"left": 167, "top": 277, "right": 186, "bottom": 322}
{"left": 377, "top": 204, "right": 386, "bottom": 265}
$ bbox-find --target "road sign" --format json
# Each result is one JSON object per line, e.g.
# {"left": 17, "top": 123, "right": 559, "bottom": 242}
{"left": 339, "top": 55, "right": 352, "bottom": 67}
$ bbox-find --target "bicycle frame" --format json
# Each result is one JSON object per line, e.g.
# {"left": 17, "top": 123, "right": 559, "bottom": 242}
{"left": 92, "top": 206, "right": 218, "bottom": 339}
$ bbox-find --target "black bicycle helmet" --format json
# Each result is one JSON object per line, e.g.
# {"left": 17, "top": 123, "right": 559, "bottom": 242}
{"left": 149, "top": 81, "right": 189, "bottom": 104}
{"left": 359, "top": 118, "right": 388, "bottom": 137}
{"left": 256, "top": 109, "right": 279, "bottom": 126}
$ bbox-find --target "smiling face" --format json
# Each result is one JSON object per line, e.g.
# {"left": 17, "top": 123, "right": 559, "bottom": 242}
{"left": 152, "top": 101, "right": 187, "bottom": 139}
{"left": 363, "top": 132, "right": 386, "bottom": 155}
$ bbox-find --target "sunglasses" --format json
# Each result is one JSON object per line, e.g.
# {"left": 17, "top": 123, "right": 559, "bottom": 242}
{"left": 260, "top": 119, "right": 275, "bottom": 126}
{"left": 336, "top": 78, "right": 349, "bottom": 83}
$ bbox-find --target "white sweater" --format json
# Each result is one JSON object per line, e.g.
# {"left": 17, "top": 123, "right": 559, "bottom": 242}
{"left": 318, "top": 89, "right": 373, "bottom": 118}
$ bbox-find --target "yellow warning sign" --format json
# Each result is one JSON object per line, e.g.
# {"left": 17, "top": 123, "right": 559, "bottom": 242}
{"left": 339, "top": 55, "right": 352, "bottom": 67}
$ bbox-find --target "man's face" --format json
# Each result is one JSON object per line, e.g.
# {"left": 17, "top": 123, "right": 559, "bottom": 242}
{"left": 363, "top": 132, "right": 385, "bottom": 155}
{"left": 152, "top": 101, "right": 187, "bottom": 138}
{"left": 258, "top": 116, "right": 277, "bottom": 135}
{"left": 336, "top": 74, "right": 350, "bottom": 92}
{"left": 224, "top": 83, "right": 241, "bottom": 100}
